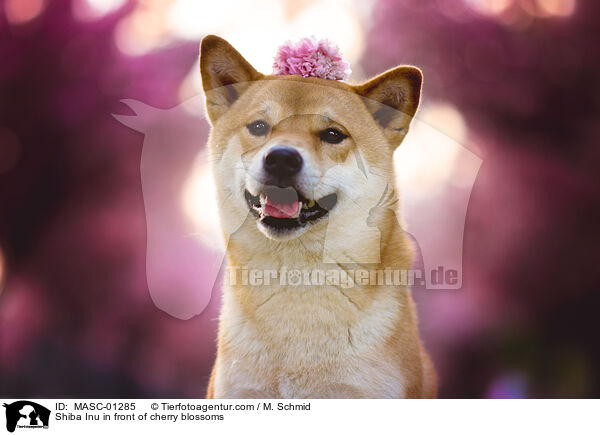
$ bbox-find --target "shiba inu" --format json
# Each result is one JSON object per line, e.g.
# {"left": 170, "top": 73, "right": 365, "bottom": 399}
{"left": 200, "top": 35, "right": 436, "bottom": 398}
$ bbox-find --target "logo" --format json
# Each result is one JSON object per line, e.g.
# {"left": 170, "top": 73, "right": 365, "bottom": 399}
{"left": 114, "top": 92, "right": 482, "bottom": 320}
{"left": 3, "top": 401, "right": 50, "bottom": 433}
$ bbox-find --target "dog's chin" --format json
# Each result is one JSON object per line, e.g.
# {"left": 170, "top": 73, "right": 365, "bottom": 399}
{"left": 257, "top": 219, "right": 311, "bottom": 241}
{"left": 244, "top": 187, "right": 338, "bottom": 241}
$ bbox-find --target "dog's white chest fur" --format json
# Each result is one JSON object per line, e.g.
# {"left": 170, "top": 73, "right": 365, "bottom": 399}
{"left": 213, "top": 283, "right": 407, "bottom": 398}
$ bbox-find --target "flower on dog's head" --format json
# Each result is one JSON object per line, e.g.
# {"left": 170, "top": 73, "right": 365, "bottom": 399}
{"left": 272, "top": 37, "right": 351, "bottom": 80}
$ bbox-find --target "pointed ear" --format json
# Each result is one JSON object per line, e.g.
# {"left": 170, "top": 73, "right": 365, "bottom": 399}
{"left": 200, "top": 35, "right": 263, "bottom": 124}
{"left": 354, "top": 66, "right": 422, "bottom": 148}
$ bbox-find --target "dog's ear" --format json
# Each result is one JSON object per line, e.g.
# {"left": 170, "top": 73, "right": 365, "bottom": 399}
{"left": 354, "top": 66, "right": 422, "bottom": 148}
{"left": 200, "top": 35, "right": 263, "bottom": 124}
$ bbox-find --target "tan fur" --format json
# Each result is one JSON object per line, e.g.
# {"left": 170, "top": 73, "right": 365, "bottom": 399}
{"left": 200, "top": 35, "right": 436, "bottom": 398}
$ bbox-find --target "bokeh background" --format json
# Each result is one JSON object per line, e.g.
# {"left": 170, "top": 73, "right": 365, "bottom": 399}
{"left": 1, "top": 0, "right": 599, "bottom": 398}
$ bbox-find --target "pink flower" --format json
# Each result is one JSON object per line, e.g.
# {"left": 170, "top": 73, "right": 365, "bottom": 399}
{"left": 272, "top": 37, "right": 351, "bottom": 80}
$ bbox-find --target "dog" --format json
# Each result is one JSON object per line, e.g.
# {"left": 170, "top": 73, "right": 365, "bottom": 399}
{"left": 200, "top": 35, "right": 436, "bottom": 398}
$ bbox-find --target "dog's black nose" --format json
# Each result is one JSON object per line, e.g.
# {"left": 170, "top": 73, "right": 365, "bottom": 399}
{"left": 263, "top": 146, "right": 303, "bottom": 178}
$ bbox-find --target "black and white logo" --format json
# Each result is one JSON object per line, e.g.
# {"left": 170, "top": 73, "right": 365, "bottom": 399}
{"left": 3, "top": 401, "right": 50, "bottom": 433}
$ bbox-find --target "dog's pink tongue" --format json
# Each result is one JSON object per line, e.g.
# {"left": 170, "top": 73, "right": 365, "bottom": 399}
{"left": 265, "top": 198, "right": 300, "bottom": 219}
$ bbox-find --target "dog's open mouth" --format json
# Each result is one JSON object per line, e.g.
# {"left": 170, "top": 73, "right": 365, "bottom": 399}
{"left": 244, "top": 186, "right": 337, "bottom": 231}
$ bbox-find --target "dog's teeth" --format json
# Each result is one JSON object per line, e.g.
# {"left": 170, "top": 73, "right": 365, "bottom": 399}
{"left": 302, "top": 202, "right": 308, "bottom": 209}
{"left": 307, "top": 199, "right": 316, "bottom": 208}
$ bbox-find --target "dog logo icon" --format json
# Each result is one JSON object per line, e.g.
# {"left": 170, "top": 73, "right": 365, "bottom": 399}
{"left": 114, "top": 91, "right": 482, "bottom": 319}
{"left": 3, "top": 401, "right": 50, "bottom": 433}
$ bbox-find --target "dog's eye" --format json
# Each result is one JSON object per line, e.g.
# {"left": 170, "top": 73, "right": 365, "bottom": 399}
{"left": 319, "top": 127, "right": 347, "bottom": 144}
{"left": 247, "top": 120, "right": 270, "bottom": 136}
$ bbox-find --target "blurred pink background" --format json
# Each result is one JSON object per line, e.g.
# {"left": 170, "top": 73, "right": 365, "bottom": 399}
{"left": 0, "top": 0, "right": 599, "bottom": 398}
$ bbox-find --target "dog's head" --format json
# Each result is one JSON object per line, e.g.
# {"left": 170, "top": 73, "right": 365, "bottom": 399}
{"left": 200, "top": 35, "right": 421, "bottom": 243}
